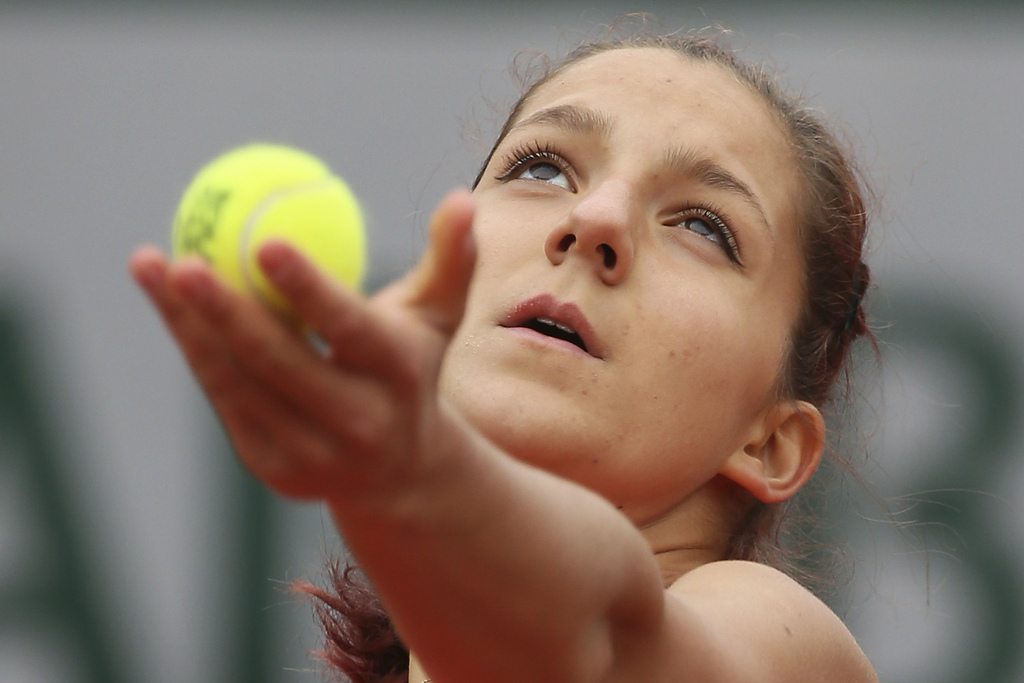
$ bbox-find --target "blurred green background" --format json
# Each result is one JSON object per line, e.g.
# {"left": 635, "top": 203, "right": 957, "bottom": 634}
{"left": 2, "top": 2, "right": 1024, "bottom": 681}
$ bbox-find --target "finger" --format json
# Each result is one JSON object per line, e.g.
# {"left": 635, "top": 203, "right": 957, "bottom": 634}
{"left": 205, "top": 329, "right": 409, "bottom": 500}
{"left": 256, "top": 239, "right": 422, "bottom": 386}
{"left": 131, "top": 248, "right": 243, "bottom": 397}
{"left": 131, "top": 246, "right": 231, "bottom": 338}
{"left": 381, "top": 188, "right": 476, "bottom": 335}
{"left": 132, "top": 248, "right": 328, "bottom": 420}
{"left": 133, "top": 247, "right": 396, "bottom": 498}
{"left": 129, "top": 245, "right": 171, "bottom": 298}
{"left": 214, "top": 369, "right": 342, "bottom": 500}
{"left": 159, "top": 247, "right": 405, "bottom": 446}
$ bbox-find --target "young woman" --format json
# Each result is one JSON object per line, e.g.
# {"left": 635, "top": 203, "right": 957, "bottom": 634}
{"left": 131, "top": 30, "right": 878, "bottom": 683}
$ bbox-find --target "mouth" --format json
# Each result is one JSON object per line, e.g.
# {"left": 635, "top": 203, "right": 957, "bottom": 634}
{"left": 521, "top": 316, "right": 589, "bottom": 353}
{"left": 501, "top": 295, "right": 604, "bottom": 359}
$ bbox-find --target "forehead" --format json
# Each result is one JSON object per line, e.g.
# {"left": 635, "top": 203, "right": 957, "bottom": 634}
{"left": 516, "top": 46, "right": 803, "bottom": 241}
{"left": 531, "top": 49, "right": 790, "bottom": 155}
{"left": 523, "top": 47, "right": 791, "bottom": 155}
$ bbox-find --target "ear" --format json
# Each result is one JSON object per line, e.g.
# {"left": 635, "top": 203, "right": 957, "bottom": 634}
{"left": 718, "top": 401, "right": 825, "bottom": 504}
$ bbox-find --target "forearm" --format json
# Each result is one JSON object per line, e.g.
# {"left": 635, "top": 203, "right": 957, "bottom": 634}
{"left": 327, "top": 403, "right": 664, "bottom": 683}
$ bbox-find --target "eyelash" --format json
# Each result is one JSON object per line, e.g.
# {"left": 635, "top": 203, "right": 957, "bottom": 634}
{"left": 494, "top": 140, "right": 573, "bottom": 187}
{"left": 494, "top": 142, "right": 742, "bottom": 265}
{"left": 672, "top": 204, "right": 743, "bottom": 265}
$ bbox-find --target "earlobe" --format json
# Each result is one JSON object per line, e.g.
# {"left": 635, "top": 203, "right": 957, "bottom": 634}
{"left": 719, "top": 401, "right": 825, "bottom": 504}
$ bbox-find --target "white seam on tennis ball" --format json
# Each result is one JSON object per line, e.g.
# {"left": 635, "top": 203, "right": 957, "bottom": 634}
{"left": 238, "top": 178, "right": 339, "bottom": 306}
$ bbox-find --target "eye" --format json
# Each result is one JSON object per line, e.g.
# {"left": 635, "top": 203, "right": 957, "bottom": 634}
{"left": 518, "top": 161, "right": 571, "bottom": 189}
{"left": 684, "top": 216, "right": 721, "bottom": 243}
{"left": 495, "top": 141, "right": 575, "bottom": 192}
{"left": 673, "top": 206, "right": 742, "bottom": 265}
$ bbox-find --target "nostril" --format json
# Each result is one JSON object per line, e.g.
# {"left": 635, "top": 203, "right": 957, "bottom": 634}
{"left": 558, "top": 234, "right": 576, "bottom": 252}
{"left": 600, "top": 244, "right": 617, "bottom": 269}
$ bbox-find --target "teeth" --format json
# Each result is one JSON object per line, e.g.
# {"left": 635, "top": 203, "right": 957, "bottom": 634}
{"left": 536, "top": 316, "right": 576, "bottom": 335}
{"left": 522, "top": 315, "right": 588, "bottom": 352}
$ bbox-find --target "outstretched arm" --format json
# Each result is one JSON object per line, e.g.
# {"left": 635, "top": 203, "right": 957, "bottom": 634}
{"left": 131, "top": 189, "right": 662, "bottom": 681}
{"left": 131, "top": 189, "right": 875, "bottom": 683}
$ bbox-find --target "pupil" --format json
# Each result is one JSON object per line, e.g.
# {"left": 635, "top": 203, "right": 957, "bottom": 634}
{"left": 529, "top": 163, "right": 560, "bottom": 180}
{"left": 687, "top": 218, "right": 719, "bottom": 243}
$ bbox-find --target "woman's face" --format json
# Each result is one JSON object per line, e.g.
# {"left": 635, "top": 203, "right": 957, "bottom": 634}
{"left": 439, "top": 48, "right": 807, "bottom": 524}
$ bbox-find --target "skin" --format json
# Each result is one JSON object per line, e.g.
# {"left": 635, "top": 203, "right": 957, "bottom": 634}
{"left": 131, "top": 47, "right": 878, "bottom": 682}
{"left": 445, "top": 47, "right": 813, "bottom": 538}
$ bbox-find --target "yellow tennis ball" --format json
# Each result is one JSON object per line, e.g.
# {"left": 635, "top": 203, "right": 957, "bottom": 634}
{"left": 171, "top": 143, "right": 367, "bottom": 314}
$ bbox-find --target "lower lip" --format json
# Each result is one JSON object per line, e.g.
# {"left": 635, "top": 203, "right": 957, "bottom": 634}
{"left": 503, "top": 325, "right": 594, "bottom": 358}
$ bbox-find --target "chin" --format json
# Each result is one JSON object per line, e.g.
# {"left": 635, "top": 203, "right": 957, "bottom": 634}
{"left": 441, "top": 370, "right": 603, "bottom": 473}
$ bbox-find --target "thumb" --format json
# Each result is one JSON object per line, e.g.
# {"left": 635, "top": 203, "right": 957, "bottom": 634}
{"left": 385, "top": 189, "right": 476, "bottom": 335}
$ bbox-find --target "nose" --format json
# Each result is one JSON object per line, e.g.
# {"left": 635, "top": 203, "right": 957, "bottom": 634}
{"left": 544, "top": 180, "right": 635, "bottom": 285}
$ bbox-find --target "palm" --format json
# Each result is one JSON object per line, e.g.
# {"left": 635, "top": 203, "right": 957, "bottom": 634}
{"left": 130, "top": 190, "right": 476, "bottom": 502}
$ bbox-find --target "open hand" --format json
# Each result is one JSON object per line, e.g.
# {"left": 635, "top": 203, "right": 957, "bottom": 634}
{"left": 130, "top": 189, "right": 476, "bottom": 503}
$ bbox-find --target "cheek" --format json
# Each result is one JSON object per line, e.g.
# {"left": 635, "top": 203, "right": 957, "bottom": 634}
{"left": 470, "top": 200, "right": 530, "bottom": 258}
{"left": 470, "top": 194, "right": 572, "bottom": 269}
{"left": 632, "top": 286, "right": 788, "bottom": 421}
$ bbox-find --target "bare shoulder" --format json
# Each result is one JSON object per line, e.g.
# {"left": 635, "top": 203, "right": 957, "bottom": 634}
{"left": 658, "top": 561, "right": 878, "bottom": 683}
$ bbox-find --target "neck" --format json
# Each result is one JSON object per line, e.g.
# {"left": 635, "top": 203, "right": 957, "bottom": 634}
{"left": 638, "top": 475, "right": 753, "bottom": 586}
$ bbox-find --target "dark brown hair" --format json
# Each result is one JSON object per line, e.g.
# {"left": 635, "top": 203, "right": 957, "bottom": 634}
{"left": 304, "top": 28, "right": 873, "bottom": 682}
{"left": 293, "top": 560, "right": 408, "bottom": 683}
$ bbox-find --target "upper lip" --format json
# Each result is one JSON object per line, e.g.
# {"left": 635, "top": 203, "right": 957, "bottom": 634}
{"left": 500, "top": 294, "right": 605, "bottom": 359}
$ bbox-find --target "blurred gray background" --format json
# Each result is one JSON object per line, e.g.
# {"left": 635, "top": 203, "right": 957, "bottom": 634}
{"left": 2, "top": 2, "right": 1024, "bottom": 681}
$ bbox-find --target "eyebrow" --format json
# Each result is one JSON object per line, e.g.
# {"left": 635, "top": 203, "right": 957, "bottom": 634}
{"left": 511, "top": 104, "right": 613, "bottom": 139}
{"left": 663, "top": 147, "right": 773, "bottom": 235}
